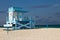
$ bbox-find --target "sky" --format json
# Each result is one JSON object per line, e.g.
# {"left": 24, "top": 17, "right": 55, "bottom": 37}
{"left": 0, "top": 0, "right": 60, "bottom": 25}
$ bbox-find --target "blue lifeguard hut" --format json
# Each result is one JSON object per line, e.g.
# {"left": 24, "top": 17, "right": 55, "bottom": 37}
{"left": 4, "top": 7, "right": 35, "bottom": 30}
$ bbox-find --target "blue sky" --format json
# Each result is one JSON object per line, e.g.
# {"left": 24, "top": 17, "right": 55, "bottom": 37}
{"left": 0, "top": 0, "right": 60, "bottom": 25}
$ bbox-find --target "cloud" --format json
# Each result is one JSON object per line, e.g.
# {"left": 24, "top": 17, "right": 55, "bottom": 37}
{"left": 54, "top": 12, "right": 60, "bottom": 17}
{"left": 30, "top": 5, "right": 52, "bottom": 8}
{"left": 30, "top": 4, "right": 60, "bottom": 8}
{"left": 52, "top": 4, "right": 60, "bottom": 7}
{"left": 0, "top": 11, "right": 7, "bottom": 13}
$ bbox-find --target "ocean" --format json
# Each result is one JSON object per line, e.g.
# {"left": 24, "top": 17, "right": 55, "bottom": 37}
{"left": 35, "top": 25, "right": 60, "bottom": 28}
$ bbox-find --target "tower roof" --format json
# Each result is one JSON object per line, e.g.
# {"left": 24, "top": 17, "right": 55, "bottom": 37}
{"left": 8, "top": 7, "right": 28, "bottom": 13}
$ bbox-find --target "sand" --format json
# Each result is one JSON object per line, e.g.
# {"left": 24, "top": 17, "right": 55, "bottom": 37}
{"left": 0, "top": 28, "right": 60, "bottom": 40}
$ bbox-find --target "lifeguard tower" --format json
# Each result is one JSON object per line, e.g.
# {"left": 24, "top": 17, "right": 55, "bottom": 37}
{"left": 4, "top": 7, "right": 35, "bottom": 30}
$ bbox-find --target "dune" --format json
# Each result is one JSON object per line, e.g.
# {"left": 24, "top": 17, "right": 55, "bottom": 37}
{"left": 0, "top": 28, "right": 60, "bottom": 40}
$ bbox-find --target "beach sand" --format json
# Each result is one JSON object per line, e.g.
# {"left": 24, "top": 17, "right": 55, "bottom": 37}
{"left": 0, "top": 28, "right": 60, "bottom": 40}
